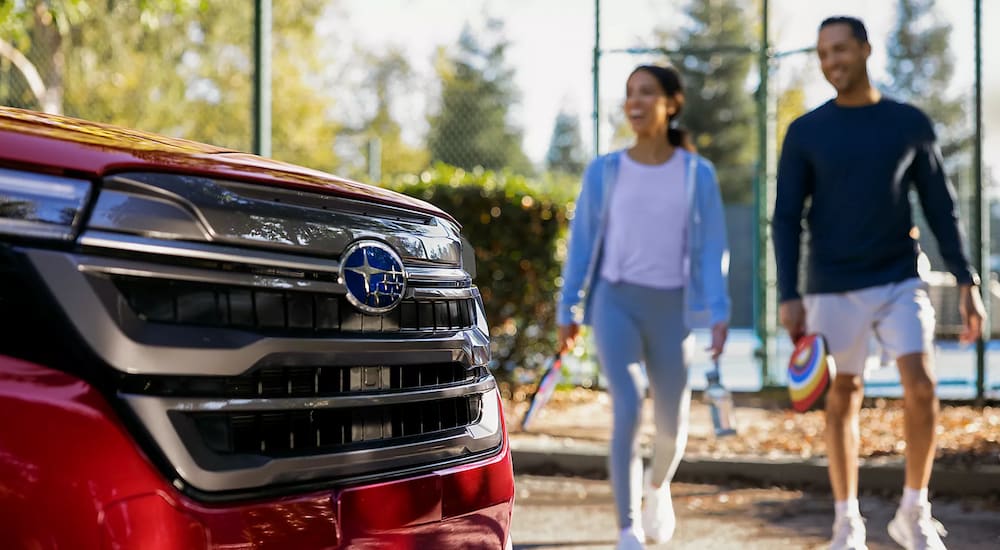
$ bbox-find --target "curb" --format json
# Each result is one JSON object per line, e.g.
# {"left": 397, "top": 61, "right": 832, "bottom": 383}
{"left": 510, "top": 445, "right": 1000, "bottom": 497}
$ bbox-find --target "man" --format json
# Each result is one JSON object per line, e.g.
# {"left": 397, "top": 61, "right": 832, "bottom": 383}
{"left": 772, "top": 16, "right": 985, "bottom": 550}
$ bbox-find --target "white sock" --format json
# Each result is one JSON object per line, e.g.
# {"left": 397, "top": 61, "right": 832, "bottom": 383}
{"left": 900, "top": 487, "right": 928, "bottom": 509}
{"left": 835, "top": 498, "right": 861, "bottom": 520}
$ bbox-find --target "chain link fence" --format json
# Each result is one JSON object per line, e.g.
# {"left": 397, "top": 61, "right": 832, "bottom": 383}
{"left": 2, "top": 0, "right": 996, "bottom": 394}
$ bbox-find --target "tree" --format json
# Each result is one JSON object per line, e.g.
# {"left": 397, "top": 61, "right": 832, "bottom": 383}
{"left": 356, "top": 47, "right": 429, "bottom": 180}
{"left": 886, "top": 0, "right": 970, "bottom": 272}
{"left": 654, "top": 0, "right": 756, "bottom": 203}
{"left": 776, "top": 79, "right": 807, "bottom": 154}
{"left": 886, "top": 0, "right": 966, "bottom": 155}
{"left": 426, "top": 19, "right": 531, "bottom": 174}
{"left": 544, "top": 109, "right": 586, "bottom": 176}
{"left": 0, "top": 1, "right": 197, "bottom": 114}
{"left": 1, "top": 1, "right": 342, "bottom": 172}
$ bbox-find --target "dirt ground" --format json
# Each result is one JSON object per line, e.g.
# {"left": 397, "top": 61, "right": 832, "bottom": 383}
{"left": 503, "top": 387, "right": 1000, "bottom": 468}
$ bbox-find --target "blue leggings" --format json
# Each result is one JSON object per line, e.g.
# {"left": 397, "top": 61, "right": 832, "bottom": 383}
{"left": 591, "top": 279, "right": 691, "bottom": 530}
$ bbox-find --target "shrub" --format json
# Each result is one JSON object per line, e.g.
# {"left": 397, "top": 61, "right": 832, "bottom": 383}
{"left": 383, "top": 164, "right": 572, "bottom": 383}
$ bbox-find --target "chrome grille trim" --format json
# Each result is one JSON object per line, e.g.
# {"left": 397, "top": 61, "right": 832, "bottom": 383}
{"left": 80, "top": 230, "right": 343, "bottom": 274}
{"left": 139, "top": 377, "right": 496, "bottom": 412}
{"left": 75, "top": 254, "right": 476, "bottom": 299}
{"left": 94, "top": 173, "right": 463, "bottom": 266}
{"left": 124, "top": 386, "right": 503, "bottom": 492}
{"left": 78, "top": 256, "right": 345, "bottom": 293}
{"left": 28, "top": 249, "right": 491, "bottom": 377}
{"left": 78, "top": 230, "right": 471, "bottom": 285}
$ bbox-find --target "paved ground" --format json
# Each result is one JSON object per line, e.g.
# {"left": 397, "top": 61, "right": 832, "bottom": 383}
{"left": 510, "top": 475, "right": 1000, "bottom": 549}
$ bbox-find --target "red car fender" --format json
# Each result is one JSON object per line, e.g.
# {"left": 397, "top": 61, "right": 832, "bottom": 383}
{"left": 0, "top": 354, "right": 171, "bottom": 547}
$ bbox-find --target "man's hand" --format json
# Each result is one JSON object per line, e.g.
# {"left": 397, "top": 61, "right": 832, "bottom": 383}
{"left": 958, "top": 284, "right": 986, "bottom": 345}
{"left": 557, "top": 323, "right": 580, "bottom": 355}
{"left": 707, "top": 321, "right": 729, "bottom": 360}
{"left": 779, "top": 299, "right": 806, "bottom": 343}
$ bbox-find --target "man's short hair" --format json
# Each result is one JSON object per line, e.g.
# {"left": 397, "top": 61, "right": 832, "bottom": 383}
{"left": 819, "top": 16, "right": 869, "bottom": 44}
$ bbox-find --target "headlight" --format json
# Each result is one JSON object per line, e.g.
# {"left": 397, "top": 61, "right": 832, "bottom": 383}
{"left": 0, "top": 168, "right": 92, "bottom": 241}
{"left": 401, "top": 216, "right": 462, "bottom": 266}
{"left": 461, "top": 234, "right": 477, "bottom": 279}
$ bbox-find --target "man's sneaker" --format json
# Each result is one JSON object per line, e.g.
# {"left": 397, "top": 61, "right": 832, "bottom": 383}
{"left": 888, "top": 503, "right": 948, "bottom": 549}
{"left": 830, "top": 515, "right": 868, "bottom": 550}
{"left": 616, "top": 527, "right": 645, "bottom": 550}
{"left": 641, "top": 481, "right": 676, "bottom": 544}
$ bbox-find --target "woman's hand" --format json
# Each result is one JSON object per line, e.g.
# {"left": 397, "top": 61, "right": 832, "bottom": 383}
{"left": 558, "top": 323, "right": 580, "bottom": 355}
{"left": 707, "top": 321, "right": 728, "bottom": 360}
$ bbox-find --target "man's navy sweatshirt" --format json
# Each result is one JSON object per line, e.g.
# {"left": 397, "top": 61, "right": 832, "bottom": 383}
{"left": 772, "top": 98, "right": 977, "bottom": 302}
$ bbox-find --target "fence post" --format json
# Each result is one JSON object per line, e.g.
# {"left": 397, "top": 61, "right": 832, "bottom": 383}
{"left": 973, "top": 0, "right": 988, "bottom": 404}
{"left": 253, "top": 0, "right": 272, "bottom": 158}
{"left": 754, "top": 0, "right": 778, "bottom": 386}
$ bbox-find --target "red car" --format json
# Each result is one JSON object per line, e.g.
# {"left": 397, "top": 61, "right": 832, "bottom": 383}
{"left": 0, "top": 106, "right": 513, "bottom": 549}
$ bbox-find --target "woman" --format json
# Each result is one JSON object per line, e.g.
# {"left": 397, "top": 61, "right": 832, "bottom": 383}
{"left": 557, "top": 64, "right": 731, "bottom": 549}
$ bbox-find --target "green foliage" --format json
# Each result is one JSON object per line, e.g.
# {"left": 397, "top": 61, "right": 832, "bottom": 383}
{"left": 426, "top": 19, "right": 532, "bottom": 175}
{"left": 352, "top": 47, "right": 429, "bottom": 180}
{"left": 886, "top": 0, "right": 967, "bottom": 154}
{"left": 776, "top": 79, "right": 807, "bottom": 155}
{"left": 383, "top": 164, "right": 570, "bottom": 378}
{"left": 545, "top": 110, "right": 586, "bottom": 177}
{"left": 886, "top": 0, "right": 969, "bottom": 273}
{"left": 1, "top": 0, "right": 342, "bottom": 172}
{"left": 656, "top": 0, "right": 756, "bottom": 204}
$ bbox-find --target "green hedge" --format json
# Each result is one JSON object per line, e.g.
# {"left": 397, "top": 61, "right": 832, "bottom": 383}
{"left": 383, "top": 164, "right": 575, "bottom": 381}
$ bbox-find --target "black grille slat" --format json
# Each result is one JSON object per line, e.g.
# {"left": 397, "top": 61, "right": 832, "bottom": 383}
{"left": 190, "top": 395, "right": 483, "bottom": 457}
{"left": 258, "top": 369, "right": 284, "bottom": 396}
{"left": 315, "top": 296, "right": 339, "bottom": 329}
{"left": 113, "top": 276, "right": 476, "bottom": 335}
{"left": 418, "top": 302, "right": 434, "bottom": 331}
{"left": 288, "top": 367, "right": 314, "bottom": 395}
{"left": 255, "top": 292, "right": 285, "bottom": 328}
{"left": 286, "top": 294, "right": 313, "bottom": 329}
{"left": 228, "top": 290, "right": 255, "bottom": 326}
{"left": 448, "top": 301, "right": 461, "bottom": 329}
{"left": 123, "top": 363, "right": 474, "bottom": 399}
{"left": 399, "top": 301, "right": 417, "bottom": 329}
{"left": 434, "top": 302, "right": 448, "bottom": 330}
{"left": 126, "top": 278, "right": 177, "bottom": 322}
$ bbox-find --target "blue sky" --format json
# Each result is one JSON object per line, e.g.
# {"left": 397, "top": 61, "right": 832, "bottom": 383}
{"left": 330, "top": 0, "right": 998, "bottom": 174}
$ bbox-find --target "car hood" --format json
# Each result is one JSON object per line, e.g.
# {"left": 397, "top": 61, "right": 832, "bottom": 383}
{"left": 0, "top": 107, "right": 452, "bottom": 223}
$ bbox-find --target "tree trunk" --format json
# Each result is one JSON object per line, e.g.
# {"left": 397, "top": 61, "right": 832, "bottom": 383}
{"left": 31, "top": 1, "right": 64, "bottom": 114}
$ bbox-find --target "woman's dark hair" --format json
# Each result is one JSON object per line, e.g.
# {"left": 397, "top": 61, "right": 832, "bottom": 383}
{"left": 629, "top": 64, "right": 693, "bottom": 151}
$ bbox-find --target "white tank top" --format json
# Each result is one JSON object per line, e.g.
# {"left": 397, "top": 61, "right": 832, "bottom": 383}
{"left": 600, "top": 151, "right": 688, "bottom": 289}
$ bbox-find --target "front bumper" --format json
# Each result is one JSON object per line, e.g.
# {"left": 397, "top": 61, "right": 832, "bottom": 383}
{"left": 103, "top": 439, "right": 515, "bottom": 549}
{"left": 0, "top": 355, "right": 514, "bottom": 549}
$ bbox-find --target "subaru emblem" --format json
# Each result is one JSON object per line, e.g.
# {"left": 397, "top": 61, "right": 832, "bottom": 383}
{"left": 339, "top": 240, "right": 407, "bottom": 314}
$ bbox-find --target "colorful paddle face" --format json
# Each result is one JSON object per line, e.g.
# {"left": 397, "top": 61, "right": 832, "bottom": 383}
{"left": 521, "top": 354, "right": 563, "bottom": 431}
{"left": 787, "top": 334, "right": 835, "bottom": 412}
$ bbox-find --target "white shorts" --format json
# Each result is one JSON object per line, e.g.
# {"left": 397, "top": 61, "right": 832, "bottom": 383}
{"left": 803, "top": 278, "right": 935, "bottom": 376}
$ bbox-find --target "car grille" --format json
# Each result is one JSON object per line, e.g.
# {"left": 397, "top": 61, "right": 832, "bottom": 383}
{"left": 19, "top": 170, "right": 501, "bottom": 498}
{"left": 120, "top": 363, "right": 483, "bottom": 398}
{"left": 188, "top": 394, "right": 483, "bottom": 457}
{"left": 113, "top": 275, "right": 477, "bottom": 334}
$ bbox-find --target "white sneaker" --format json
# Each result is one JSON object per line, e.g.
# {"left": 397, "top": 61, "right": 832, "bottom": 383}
{"left": 641, "top": 482, "right": 675, "bottom": 544}
{"left": 888, "top": 504, "right": 948, "bottom": 549}
{"left": 830, "top": 515, "right": 868, "bottom": 550}
{"left": 616, "top": 527, "right": 645, "bottom": 550}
